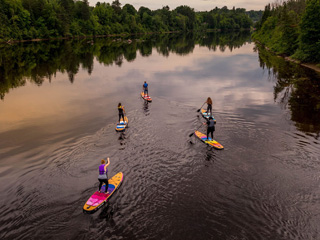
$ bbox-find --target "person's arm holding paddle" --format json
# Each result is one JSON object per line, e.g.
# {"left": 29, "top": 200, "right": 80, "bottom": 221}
{"left": 203, "top": 119, "right": 209, "bottom": 125}
{"left": 142, "top": 83, "right": 145, "bottom": 96}
{"left": 104, "top": 157, "right": 110, "bottom": 172}
{"left": 98, "top": 158, "right": 110, "bottom": 193}
{"left": 197, "top": 100, "right": 206, "bottom": 112}
{"left": 122, "top": 106, "right": 126, "bottom": 122}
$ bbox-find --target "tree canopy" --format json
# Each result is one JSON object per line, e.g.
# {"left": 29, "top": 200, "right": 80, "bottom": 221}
{"left": 0, "top": 0, "right": 258, "bottom": 41}
{"left": 253, "top": 0, "right": 320, "bottom": 63}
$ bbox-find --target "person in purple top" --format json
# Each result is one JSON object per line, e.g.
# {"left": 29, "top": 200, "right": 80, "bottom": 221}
{"left": 98, "top": 158, "right": 110, "bottom": 193}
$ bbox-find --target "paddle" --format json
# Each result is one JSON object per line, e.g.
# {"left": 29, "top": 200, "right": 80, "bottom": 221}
{"left": 123, "top": 113, "right": 127, "bottom": 124}
{"left": 197, "top": 102, "right": 206, "bottom": 112}
{"left": 189, "top": 122, "right": 206, "bottom": 137}
{"left": 120, "top": 107, "right": 126, "bottom": 123}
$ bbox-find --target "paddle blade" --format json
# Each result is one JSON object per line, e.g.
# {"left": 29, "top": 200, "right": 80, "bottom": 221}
{"left": 196, "top": 109, "right": 200, "bottom": 112}
{"left": 189, "top": 133, "right": 194, "bottom": 137}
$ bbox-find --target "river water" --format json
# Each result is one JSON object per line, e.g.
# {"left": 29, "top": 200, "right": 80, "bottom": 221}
{"left": 1, "top": 32, "right": 320, "bottom": 240}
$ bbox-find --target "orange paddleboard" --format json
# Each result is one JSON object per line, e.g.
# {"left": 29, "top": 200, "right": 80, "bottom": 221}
{"left": 141, "top": 92, "right": 152, "bottom": 102}
{"left": 194, "top": 130, "right": 224, "bottom": 150}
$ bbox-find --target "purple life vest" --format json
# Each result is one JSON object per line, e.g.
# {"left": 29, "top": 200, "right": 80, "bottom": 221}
{"left": 99, "top": 164, "right": 108, "bottom": 175}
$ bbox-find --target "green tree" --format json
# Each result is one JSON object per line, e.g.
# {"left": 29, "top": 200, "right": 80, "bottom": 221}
{"left": 93, "top": 2, "right": 113, "bottom": 26}
{"left": 296, "top": 0, "right": 320, "bottom": 62}
{"left": 175, "top": 5, "right": 195, "bottom": 30}
{"left": 280, "top": 8, "right": 299, "bottom": 55}
{"left": 112, "top": 0, "right": 121, "bottom": 14}
{"left": 0, "top": 0, "right": 254, "bottom": 41}
{"left": 75, "top": 0, "right": 90, "bottom": 21}
{"left": 122, "top": 4, "right": 136, "bottom": 16}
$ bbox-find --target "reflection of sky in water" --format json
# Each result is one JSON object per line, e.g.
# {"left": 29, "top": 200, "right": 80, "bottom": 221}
{"left": 0, "top": 42, "right": 278, "bottom": 135}
{"left": 2, "top": 40, "right": 320, "bottom": 240}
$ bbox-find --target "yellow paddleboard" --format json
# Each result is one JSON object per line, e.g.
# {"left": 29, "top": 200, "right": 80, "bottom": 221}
{"left": 195, "top": 130, "right": 224, "bottom": 150}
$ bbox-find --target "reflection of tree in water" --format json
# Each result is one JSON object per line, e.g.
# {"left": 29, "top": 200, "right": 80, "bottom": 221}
{"left": 115, "top": 55, "right": 123, "bottom": 67}
{"left": 198, "top": 31, "right": 251, "bottom": 52}
{"left": 290, "top": 79, "right": 320, "bottom": 138}
{"left": 0, "top": 31, "right": 251, "bottom": 100}
{"left": 256, "top": 44, "right": 320, "bottom": 137}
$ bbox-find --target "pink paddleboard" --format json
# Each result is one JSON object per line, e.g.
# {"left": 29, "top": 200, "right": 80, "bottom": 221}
{"left": 83, "top": 172, "right": 123, "bottom": 213}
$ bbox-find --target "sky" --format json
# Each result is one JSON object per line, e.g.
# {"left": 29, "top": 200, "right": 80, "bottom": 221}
{"left": 87, "top": 0, "right": 269, "bottom": 11}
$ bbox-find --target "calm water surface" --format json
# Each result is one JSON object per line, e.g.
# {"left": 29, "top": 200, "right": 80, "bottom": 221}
{"left": 1, "top": 33, "right": 320, "bottom": 240}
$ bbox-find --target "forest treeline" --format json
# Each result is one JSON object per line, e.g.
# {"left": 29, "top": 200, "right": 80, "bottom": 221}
{"left": 253, "top": 0, "right": 320, "bottom": 63}
{"left": 0, "top": 0, "right": 260, "bottom": 41}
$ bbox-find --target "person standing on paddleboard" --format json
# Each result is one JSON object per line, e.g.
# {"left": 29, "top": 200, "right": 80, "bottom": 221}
{"left": 205, "top": 116, "right": 215, "bottom": 140}
{"left": 98, "top": 158, "right": 110, "bottom": 193}
{"left": 118, "top": 103, "right": 125, "bottom": 123}
{"left": 143, "top": 81, "right": 148, "bottom": 97}
{"left": 206, "top": 97, "right": 213, "bottom": 117}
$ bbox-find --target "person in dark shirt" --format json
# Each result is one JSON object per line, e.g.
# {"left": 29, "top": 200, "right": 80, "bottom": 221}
{"left": 205, "top": 116, "right": 216, "bottom": 140}
{"left": 118, "top": 103, "right": 125, "bottom": 122}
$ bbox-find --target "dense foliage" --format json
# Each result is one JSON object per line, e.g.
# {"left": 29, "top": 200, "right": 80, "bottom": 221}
{"left": 253, "top": 0, "right": 320, "bottom": 63}
{"left": 0, "top": 0, "right": 257, "bottom": 41}
{"left": 246, "top": 10, "right": 263, "bottom": 23}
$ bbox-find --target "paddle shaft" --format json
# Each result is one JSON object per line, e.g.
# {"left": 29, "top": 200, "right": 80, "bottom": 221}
{"left": 189, "top": 122, "right": 205, "bottom": 137}
{"left": 197, "top": 102, "right": 206, "bottom": 112}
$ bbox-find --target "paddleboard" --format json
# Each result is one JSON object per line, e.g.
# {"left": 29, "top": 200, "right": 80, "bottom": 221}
{"left": 83, "top": 172, "right": 123, "bottom": 213}
{"left": 115, "top": 116, "right": 128, "bottom": 132}
{"left": 141, "top": 92, "right": 152, "bottom": 102}
{"left": 194, "top": 130, "right": 224, "bottom": 150}
{"left": 200, "top": 109, "right": 216, "bottom": 122}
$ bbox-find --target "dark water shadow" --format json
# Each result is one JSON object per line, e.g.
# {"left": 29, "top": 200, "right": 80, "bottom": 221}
{"left": 99, "top": 203, "right": 114, "bottom": 221}
{"left": 143, "top": 100, "right": 150, "bottom": 115}
{"left": 118, "top": 132, "right": 126, "bottom": 150}
{"left": 255, "top": 44, "right": 320, "bottom": 137}
{"left": 205, "top": 151, "right": 216, "bottom": 162}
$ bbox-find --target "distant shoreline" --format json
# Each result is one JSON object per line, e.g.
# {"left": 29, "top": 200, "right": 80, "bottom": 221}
{"left": 1, "top": 29, "right": 253, "bottom": 45}
{"left": 1, "top": 31, "right": 181, "bottom": 44}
